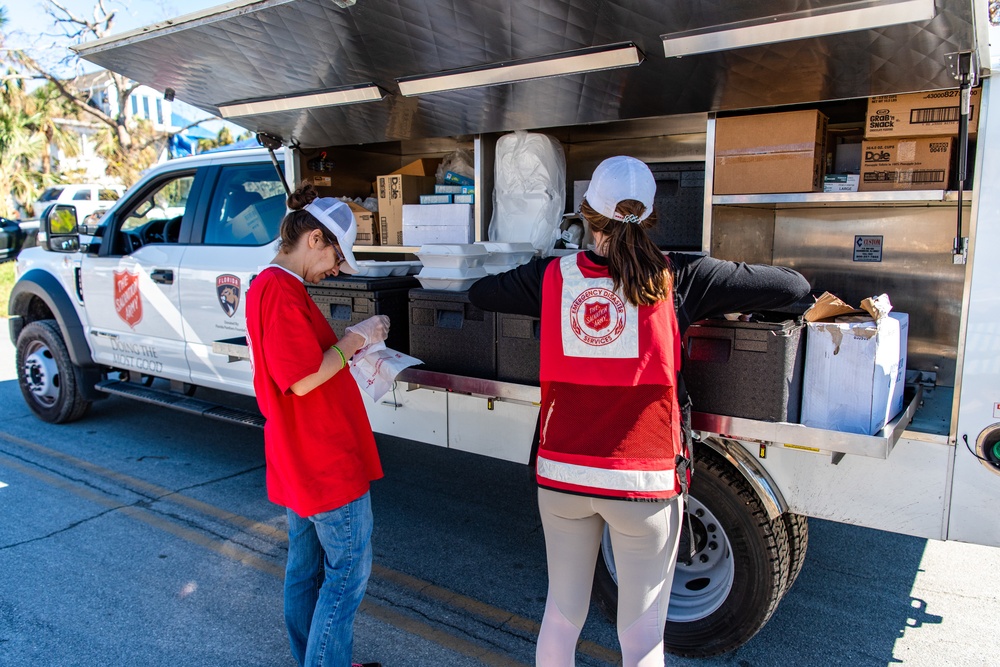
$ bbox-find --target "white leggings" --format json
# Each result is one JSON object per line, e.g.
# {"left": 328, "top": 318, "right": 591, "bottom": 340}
{"left": 535, "top": 488, "right": 683, "bottom": 667}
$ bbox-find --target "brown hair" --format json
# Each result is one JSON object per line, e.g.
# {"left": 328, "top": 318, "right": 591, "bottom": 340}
{"left": 277, "top": 182, "right": 337, "bottom": 253}
{"left": 579, "top": 198, "right": 673, "bottom": 307}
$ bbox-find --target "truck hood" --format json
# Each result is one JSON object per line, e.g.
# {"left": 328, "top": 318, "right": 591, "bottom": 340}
{"left": 75, "top": 0, "right": 985, "bottom": 149}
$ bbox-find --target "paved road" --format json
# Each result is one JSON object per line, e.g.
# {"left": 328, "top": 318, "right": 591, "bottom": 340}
{"left": 1, "top": 320, "right": 999, "bottom": 666}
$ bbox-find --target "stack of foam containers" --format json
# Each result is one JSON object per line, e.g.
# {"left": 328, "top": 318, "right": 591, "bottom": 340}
{"left": 474, "top": 242, "right": 536, "bottom": 274}
{"left": 414, "top": 244, "right": 488, "bottom": 290}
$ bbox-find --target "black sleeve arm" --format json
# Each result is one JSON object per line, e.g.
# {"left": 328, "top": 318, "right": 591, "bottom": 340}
{"left": 467, "top": 257, "right": 556, "bottom": 317}
{"left": 671, "top": 254, "right": 813, "bottom": 332}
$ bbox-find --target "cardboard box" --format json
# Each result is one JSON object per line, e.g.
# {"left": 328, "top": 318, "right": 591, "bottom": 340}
{"left": 859, "top": 137, "right": 952, "bottom": 191}
{"left": 347, "top": 202, "right": 378, "bottom": 246}
{"left": 395, "top": 158, "right": 442, "bottom": 177}
{"left": 714, "top": 110, "right": 828, "bottom": 194}
{"left": 865, "top": 88, "right": 982, "bottom": 139}
{"left": 402, "top": 203, "right": 474, "bottom": 245}
{"left": 800, "top": 293, "right": 909, "bottom": 435}
{"left": 376, "top": 174, "right": 436, "bottom": 245}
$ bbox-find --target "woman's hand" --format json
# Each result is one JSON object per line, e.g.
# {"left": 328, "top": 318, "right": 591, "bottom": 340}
{"left": 345, "top": 315, "right": 390, "bottom": 346}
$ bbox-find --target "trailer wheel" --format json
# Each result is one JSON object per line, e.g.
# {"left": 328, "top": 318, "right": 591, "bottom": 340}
{"left": 593, "top": 449, "right": 790, "bottom": 657}
{"left": 16, "top": 320, "right": 91, "bottom": 424}
{"left": 782, "top": 512, "right": 809, "bottom": 593}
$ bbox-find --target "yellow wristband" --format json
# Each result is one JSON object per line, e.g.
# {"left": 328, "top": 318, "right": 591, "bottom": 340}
{"left": 330, "top": 344, "right": 347, "bottom": 369}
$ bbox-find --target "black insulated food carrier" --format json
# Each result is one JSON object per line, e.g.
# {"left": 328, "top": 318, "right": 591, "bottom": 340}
{"left": 682, "top": 319, "right": 806, "bottom": 422}
{"left": 497, "top": 313, "right": 540, "bottom": 385}
{"left": 408, "top": 289, "right": 497, "bottom": 379}
{"left": 306, "top": 275, "right": 417, "bottom": 354}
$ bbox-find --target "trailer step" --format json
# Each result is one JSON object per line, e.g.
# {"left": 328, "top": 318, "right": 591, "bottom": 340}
{"left": 95, "top": 380, "right": 265, "bottom": 429}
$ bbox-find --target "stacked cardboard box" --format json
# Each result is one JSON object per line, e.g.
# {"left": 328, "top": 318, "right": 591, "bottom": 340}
{"left": 858, "top": 88, "right": 980, "bottom": 192}
{"left": 376, "top": 158, "right": 441, "bottom": 246}
{"left": 714, "top": 110, "right": 828, "bottom": 195}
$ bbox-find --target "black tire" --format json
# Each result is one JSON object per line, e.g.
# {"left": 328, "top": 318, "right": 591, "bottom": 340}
{"left": 593, "top": 448, "right": 791, "bottom": 658}
{"left": 782, "top": 512, "right": 809, "bottom": 593}
{"left": 16, "top": 320, "right": 91, "bottom": 424}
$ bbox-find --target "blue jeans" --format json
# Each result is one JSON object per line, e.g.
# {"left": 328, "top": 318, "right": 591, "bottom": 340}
{"left": 284, "top": 492, "right": 373, "bottom": 667}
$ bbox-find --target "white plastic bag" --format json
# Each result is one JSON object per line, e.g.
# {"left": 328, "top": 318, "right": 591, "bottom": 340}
{"left": 489, "top": 131, "right": 566, "bottom": 253}
{"left": 349, "top": 342, "right": 422, "bottom": 402}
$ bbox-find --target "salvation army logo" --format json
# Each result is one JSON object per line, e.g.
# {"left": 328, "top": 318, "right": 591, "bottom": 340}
{"left": 216, "top": 274, "right": 241, "bottom": 318}
{"left": 113, "top": 269, "right": 143, "bottom": 328}
{"left": 570, "top": 288, "right": 627, "bottom": 346}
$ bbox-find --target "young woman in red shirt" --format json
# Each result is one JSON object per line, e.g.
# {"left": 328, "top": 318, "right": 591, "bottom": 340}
{"left": 245, "top": 183, "right": 386, "bottom": 667}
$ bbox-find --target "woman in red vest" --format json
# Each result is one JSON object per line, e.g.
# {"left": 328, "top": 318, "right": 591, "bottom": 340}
{"left": 469, "top": 156, "right": 810, "bottom": 667}
{"left": 245, "top": 183, "right": 385, "bottom": 667}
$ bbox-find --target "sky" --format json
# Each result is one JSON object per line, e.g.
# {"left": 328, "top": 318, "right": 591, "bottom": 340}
{"left": 2, "top": 0, "right": 243, "bottom": 130}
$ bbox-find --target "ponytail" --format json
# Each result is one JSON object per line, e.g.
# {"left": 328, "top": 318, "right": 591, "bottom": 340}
{"left": 579, "top": 198, "right": 673, "bottom": 307}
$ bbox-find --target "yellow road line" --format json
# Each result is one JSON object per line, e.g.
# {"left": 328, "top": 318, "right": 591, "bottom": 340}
{"left": 1, "top": 432, "right": 621, "bottom": 665}
{"left": 0, "top": 449, "right": 534, "bottom": 667}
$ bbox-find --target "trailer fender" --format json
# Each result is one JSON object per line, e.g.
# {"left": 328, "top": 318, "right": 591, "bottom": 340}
{"left": 698, "top": 436, "right": 787, "bottom": 520}
{"left": 9, "top": 269, "right": 96, "bottom": 368}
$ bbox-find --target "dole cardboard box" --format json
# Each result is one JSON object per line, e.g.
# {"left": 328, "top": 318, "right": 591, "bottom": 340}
{"left": 865, "top": 88, "right": 982, "bottom": 139}
{"left": 376, "top": 173, "right": 436, "bottom": 245}
{"left": 859, "top": 137, "right": 952, "bottom": 191}
{"left": 800, "top": 293, "right": 909, "bottom": 435}
{"left": 714, "top": 109, "right": 828, "bottom": 194}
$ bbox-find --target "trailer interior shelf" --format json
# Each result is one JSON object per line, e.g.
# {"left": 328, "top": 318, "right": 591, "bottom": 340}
{"left": 713, "top": 190, "right": 972, "bottom": 207}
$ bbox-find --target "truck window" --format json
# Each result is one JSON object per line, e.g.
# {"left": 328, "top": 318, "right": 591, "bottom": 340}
{"left": 115, "top": 174, "right": 195, "bottom": 252}
{"left": 203, "top": 163, "right": 286, "bottom": 246}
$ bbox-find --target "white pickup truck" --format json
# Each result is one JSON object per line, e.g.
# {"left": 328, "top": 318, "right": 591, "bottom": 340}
{"left": 10, "top": 0, "right": 1000, "bottom": 659}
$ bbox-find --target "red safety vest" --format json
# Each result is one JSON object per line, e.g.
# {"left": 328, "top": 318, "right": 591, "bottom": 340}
{"left": 537, "top": 253, "right": 682, "bottom": 499}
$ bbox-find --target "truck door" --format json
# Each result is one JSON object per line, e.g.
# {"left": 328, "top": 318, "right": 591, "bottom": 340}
{"left": 80, "top": 170, "right": 198, "bottom": 382}
{"left": 178, "top": 161, "right": 286, "bottom": 393}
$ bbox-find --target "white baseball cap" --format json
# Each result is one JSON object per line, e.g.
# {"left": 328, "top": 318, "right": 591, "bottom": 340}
{"left": 583, "top": 156, "right": 656, "bottom": 222}
{"left": 304, "top": 198, "right": 359, "bottom": 274}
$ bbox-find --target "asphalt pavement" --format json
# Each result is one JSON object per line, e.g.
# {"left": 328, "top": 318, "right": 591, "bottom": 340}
{"left": 1, "top": 319, "right": 999, "bottom": 666}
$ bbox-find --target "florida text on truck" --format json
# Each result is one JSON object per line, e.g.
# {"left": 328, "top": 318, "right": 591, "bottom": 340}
{"left": 8, "top": 0, "right": 1000, "bottom": 658}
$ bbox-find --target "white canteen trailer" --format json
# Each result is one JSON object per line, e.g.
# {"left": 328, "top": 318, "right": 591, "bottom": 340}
{"left": 22, "top": 0, "right": 1000, "bottom": 657}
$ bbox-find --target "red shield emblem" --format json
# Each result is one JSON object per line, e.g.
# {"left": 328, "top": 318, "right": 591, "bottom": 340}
{"left": 584, "top": 301, "right": 611, "bottom": 331}
{"left": 113, "top": 270, "right": 143, "bottom": 328}
{"left": 216, "top": 274, "right": 241, "bottom": 318}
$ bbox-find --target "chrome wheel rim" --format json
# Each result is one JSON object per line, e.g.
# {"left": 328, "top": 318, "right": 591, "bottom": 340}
{"left": 23, "top": 341, "right": 61, "bottom": 408}
{"left": 600, "top": 496, "right": 735, "bottom": 622}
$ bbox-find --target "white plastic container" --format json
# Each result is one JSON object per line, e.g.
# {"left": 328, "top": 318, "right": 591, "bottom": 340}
{"left": 415, "top": 266, "right": 488, "bottom": 291}
{"left": 415, "top": 244, "right": 488, "bottom": 269}
{"left": 475, "top": 241, "right": 536, "bottom": 270}
{"left": 353, "top": 261, "right": 395, "bottom": 277}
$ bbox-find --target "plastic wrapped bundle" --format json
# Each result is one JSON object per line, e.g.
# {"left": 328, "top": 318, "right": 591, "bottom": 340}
{"left": 489, "top": 131, "right": 566, "bottom": 253}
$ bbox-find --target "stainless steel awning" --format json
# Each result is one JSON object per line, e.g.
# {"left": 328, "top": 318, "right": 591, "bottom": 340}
{"left": 76, "top": 0, "right": 985, "bottom": 148}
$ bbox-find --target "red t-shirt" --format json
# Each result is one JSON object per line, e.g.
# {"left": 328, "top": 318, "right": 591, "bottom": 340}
{"left": 245, "top": 266, "right": 382, "bottom": 517}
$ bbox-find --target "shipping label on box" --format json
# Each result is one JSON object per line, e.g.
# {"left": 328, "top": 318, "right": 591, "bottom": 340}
{"left": 859, "top": 137, "right": 952, "bottom": 191}
{"left": 823, "top": 174, "right": 860, "bottom": 192}
{"left": 714, "top": 109, "right": 828, "bottom": 194}
{"left": 377, "top": 174, "right": 436, "bottom": 246}
{"left": 801, "top": 312, "right": 908, "bottom": 435}
{"left": 865, "top": 88, "right": 982, "bottom": 139}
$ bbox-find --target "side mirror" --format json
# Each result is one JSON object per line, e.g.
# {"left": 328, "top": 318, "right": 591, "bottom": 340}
{"left": 40, "top": 204, "right": 80, "bottom": 253}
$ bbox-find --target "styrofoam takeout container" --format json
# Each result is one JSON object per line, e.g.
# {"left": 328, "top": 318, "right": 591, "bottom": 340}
{"left": 353, "top": 260, "right": 423, "bottom": 277}
{"left": 475, "top": 242, "right": 536, "bottom": 268}
{"left": 415, "top": 266, "right": 488, "bottom": 291}
{"left": 415, "top": 244, "right": 488, "bottom": 269}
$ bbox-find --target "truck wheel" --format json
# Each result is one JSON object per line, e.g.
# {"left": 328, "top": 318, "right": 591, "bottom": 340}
{"left": 782, "top": 512, "right": 809, "bottom": 592}
{"left": 593, "top": 449, "right": 791, "bottom": 657}
{"left": 16, "top": 320, "right": 91, "bottom": 424}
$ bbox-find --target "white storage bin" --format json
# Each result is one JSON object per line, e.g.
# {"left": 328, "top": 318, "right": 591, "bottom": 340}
{"left": 404, "top": 225, "right": 474, "bottom": 245}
